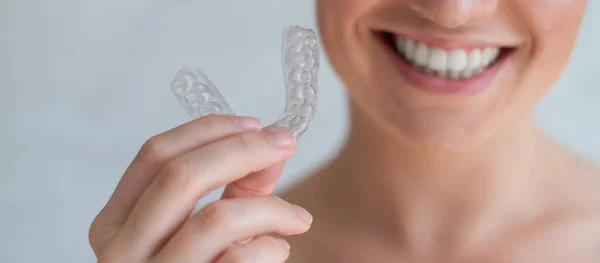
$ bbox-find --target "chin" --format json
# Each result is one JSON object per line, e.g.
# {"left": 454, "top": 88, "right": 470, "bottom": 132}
{"left": 335, "top": 23, "right": 530, "bottom": 151}
{"left": 356, "top": 101, "right": 503, "bottom": 151}
{"left": 389, "top": 118, "right": 499, "bottom": 151}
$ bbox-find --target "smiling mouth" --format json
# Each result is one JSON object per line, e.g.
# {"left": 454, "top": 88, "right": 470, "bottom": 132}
{"left": 380, "top": 32, "right": 515, "bottom": 80}
{"left": 377, "top": 31, "right": 518, "bottom": 94}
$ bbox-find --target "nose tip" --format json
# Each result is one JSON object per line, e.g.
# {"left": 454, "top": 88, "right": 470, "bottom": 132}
{"left": 408, "top": 0, "right": 498, "bottom": 29}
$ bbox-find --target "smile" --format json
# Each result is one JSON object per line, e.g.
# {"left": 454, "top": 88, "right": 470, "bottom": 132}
{"left": 379, "top": 32, "right": 517, "bottom": 95}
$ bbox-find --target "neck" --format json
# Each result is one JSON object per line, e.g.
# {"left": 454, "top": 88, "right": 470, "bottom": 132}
{"left": 321, "top": 103, "right": 557, "bottom": 255}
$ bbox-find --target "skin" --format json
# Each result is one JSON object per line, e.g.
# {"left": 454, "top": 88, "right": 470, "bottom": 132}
{"left": 89, "top": 115, "right": 312, "bottom": 263}
{"left": 283, "top": 0, "right": 600, "bottom": 262}
{"left": 89, "top": 0, "right": 599, "bottom": 262}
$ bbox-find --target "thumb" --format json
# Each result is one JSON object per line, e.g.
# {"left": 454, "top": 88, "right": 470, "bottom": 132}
{"left": 220, "top": 161, "right": 287, "bottom": 199}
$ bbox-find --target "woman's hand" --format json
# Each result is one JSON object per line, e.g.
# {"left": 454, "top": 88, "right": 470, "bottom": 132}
{"left": 89, "top": 115, "right": 312, "bottom": 263}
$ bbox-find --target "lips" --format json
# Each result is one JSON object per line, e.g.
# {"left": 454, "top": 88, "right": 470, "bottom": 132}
{"left": 378, "top": 31, "right": 517, "bottom": 95}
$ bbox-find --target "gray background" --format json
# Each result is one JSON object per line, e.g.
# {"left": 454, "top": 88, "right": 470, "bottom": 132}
{"left": 0, "top": 1, "right": 598, "bottom": 262}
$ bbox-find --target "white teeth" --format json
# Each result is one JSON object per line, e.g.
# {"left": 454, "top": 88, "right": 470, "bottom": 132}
{"left": 396, "top": 39, "right": 405, "bottom": 53}
{"left": 481, "top": 47, "right": 500, "bottom": 68}
{"left": 467, "top": 49, "right": 481, "bottom": 70}
{"left": 447, "top": 50, "right": 467, "bottom": 71}
{"left": 404, "top": 39, "right": 415, "bottom": 61}
{"left": 482, "top": 47, "right": 493, "bottom": 66}
{"left": 394, "top": 36, "right": 501, "bottom": 80}
{"left": 428, "top": 48, "right": 447, "bottom": 71}
{"left": 492, "top": 49, "right": 500, "bottom": 60}
{"left": 414, "top": 43, "right": 429, "bottom": 67}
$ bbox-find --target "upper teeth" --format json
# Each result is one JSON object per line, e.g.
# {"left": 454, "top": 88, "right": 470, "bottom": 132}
{"left": 395, "top": 37, "right": 501, "bottom": 80}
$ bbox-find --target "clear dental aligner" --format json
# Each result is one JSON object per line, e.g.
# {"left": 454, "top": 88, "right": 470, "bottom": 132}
{"left": 170, "top": 26, "right": 320, "bottom": 139}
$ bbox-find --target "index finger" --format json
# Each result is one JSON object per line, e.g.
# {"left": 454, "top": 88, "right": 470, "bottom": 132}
{"left": 114, "top": 130, "right": 297, "bottom": 259}
{"left": 94, "top": 115, "right": 261, "bottom": 227}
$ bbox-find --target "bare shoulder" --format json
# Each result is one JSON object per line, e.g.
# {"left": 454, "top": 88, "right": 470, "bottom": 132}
{"left": 568, "top": 152, "right": 600, "bottom": 206}
{"left": 570, "top": 151, "right": 600, "bottom": 175}
{"left": 485, "top": 149, "right": 600, "bottom": 262}
{"left": 557, "top": 151, "right": 600, "bottom": 254}
{"left": 548, "top": 140, "right": 600, "bottom": 207}
{"left": 488, "top": 144, "right": 600, "bottom": 262}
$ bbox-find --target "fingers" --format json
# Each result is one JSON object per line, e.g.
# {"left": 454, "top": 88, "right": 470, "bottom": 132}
{"left": 91, "top": 115, "right": 261, "bottom": 255}
{"left": 214, "top": 235, "right": 290, "bottom": 263}
{"left": 220, "top": 162, "right": 286, "bottom": 199}
{"left": 116, "top": 130, "right": 297, "bottom": 259}
{"left": 151, "top": 196, "right": 311, "bottom": 263}
{"left": 96, "top": 115, "right": 261, "bottom": 226}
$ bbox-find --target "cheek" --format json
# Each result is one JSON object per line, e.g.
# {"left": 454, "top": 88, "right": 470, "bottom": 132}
{"left": 513, "top": 0, "right": 587, "bottom": 103}
{"left": 317, "top": 0, "right": 364, "bottom": 34}
{"left": 316, "top": 0, "right": 377, "bottom": 84}
{"left": 519, "top": 0, "right": 587, "bottom": 33}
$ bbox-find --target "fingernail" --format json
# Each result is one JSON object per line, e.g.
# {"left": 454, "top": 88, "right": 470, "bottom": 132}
{"left": 276, "top": 238, "right": 291, "bottom": 250}
{"left": 235, "top": 116, "right": 261, "bottom": 130}
{"left": 235, "top": 237, "right": 253, "bottom": 245}
{"left": 265, "top": 130, "right": 296, "bottom": 149}
{"left": 291, "top": 204, "right": 313, "bottom": 225}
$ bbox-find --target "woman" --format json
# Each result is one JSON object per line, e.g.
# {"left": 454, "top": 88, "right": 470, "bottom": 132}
{"left": 89, "top": 0, "right": 599, "bottom": 262}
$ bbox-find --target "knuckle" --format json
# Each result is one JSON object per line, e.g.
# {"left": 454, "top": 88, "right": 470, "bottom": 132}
{"left": 155, "top": 157, "right": 194, "bottom": 191}
{"left": 139, "top": 135, "right": 167, "bottom": 162}
{"left": 195, "top": 201, "right": 234, "bottom": 231}
{"left": 88, "top": 214, "right": 120, "bottom": 257}
{"left": 88, "top": 218, "right": 101, "bottom": 249}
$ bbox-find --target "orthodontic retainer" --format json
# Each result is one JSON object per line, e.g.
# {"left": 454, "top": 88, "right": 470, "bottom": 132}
{"left": 170, "top": 26, "right": 320, "bottom": 139}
